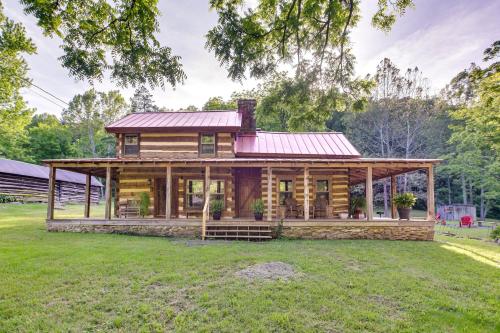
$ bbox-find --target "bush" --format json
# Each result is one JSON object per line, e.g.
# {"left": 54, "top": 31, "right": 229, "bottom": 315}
{"left": 491, "top": 226, "right": 500, "bottom": 243}
{"left": 0, "top": 194, "right": 17, "bottom": 203}
{"left": 393, "top": 193, "right": 417, "bottom": 208}
{"left": 251, "top": 199, "right": 264, "bottom": 214}
{"left": 139, "top": 192, "right": 150, "bottom": 217}
{"left": 210, "top": 200, "right": 224, "bottom": 214}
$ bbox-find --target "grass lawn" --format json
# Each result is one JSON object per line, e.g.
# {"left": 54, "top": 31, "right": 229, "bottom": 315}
{"left": 1, "top": 204, "right": 499, "bottom": 332}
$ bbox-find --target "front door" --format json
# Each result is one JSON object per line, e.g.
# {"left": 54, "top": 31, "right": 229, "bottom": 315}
{"left": 154, "top": 178, "right": 166, "bottom": 217}
{"left": 236, "top": 168, "right": 262, "bottom": 217}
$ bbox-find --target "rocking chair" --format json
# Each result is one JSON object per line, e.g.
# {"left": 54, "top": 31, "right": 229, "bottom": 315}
{"left": 313, "top": 197, "right": 328, "bottom": 218}
{"left": 284, "top": 197, "right": 303, "bottom": 218}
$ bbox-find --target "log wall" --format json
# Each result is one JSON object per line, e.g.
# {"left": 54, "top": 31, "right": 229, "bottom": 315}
{"left": 0, "top": 172, "right": 101, "bottom": 204}
{"left": 116, "top": 132, "right": 235, "bottom": 159}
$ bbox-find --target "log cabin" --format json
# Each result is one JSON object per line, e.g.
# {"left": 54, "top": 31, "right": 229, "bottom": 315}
{"left": 44, "top": 100, "right": 439, "bottom": 240}
{"left": 0, "top": 158, "right": 102, "bottom": 204}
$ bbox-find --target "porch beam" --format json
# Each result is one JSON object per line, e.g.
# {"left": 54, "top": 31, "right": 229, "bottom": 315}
{"left": 47, "top": 166, "right": 56, "bottom": 220}
{"left": 104, "top": 166, "right": 112, "bottom": 220}
{"left": 391, "top": 175, "right": 397, "bottom": 219}
{"left": 267, "top": 166, "right": 272, "bottom": 221}
{"left": 304, "top": 167, "right": 309, "bottom": 221}
{"left": 165, "top": 166, "right": 172, "bottom": 219}
{"left": 84, "top": 173, "right": 91, "bottom": 218}
{"left": 427, "top": 165, "right": 435, "bottom": 221}
{"left": 366, "top": 166, "right": 373, "bottom": 220}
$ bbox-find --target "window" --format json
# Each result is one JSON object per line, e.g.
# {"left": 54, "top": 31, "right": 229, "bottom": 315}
{"left": 200, "top": 133, "right": 216, "bottom": 155}
{"left": 279, "top": 180, "right": 293, "bottom": 205}
{"left": 210, "top": 180, "right": 225, "bottom": 206}
{"left": 316, "top": 180, "right": 329, "bottom": 203}
{"left": 123, "top": 134, "right": 139, "bottom": 156}
{"left": 186, "top": 179, "right": 204, "bottom": 209}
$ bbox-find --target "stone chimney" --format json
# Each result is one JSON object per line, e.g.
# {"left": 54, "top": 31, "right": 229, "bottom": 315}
{"left": 237, "top": 99, "right": 257, "bottom": 135}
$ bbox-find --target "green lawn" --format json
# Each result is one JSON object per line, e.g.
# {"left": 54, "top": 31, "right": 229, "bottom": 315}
{"left": 0, "top": 204, "right": 499, "bottom": 332}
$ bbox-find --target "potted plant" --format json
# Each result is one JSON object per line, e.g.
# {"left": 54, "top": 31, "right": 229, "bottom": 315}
{"left": 251, "top": 199, "right": 264, "bottom": 221}
{"left": 139, "top": 192, "right": 150, "bottom": 218}
{"left": 210, "top": 200, "right": 224, "bottom": 220}
{"left": 349, "top": 196, "right": 366, "bottom": 219}
{"left": 393, "top": 193, "right": 417, "bottom": 220}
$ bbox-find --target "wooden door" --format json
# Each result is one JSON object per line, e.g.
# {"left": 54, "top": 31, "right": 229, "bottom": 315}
{"left": 154, "top": 178, "right": 166, "bottom": 217}
{"left": 236, "top": 168, "right": 262, "bottom": 217}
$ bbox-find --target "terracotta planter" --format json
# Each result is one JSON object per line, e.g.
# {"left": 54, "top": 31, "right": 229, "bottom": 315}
{"left": 212, "top": 211, "right": 222, "bottom": 220}
{"left": 397, "top": 207, "right": 412, "bottom": 220}
{"left": 254, "top": 212, "right": 263, "bottom": 221}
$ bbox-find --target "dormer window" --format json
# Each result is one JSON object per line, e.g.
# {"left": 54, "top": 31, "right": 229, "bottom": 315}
{"left": 199, "top": 133, "right": 216, "bottom": 156}
{"left": 123, "top": 134, "right": 139, "bottom": 156}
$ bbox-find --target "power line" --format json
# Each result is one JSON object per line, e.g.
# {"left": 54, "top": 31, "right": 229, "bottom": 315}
{"left": 21, "top": 77, "right": 69, "bottom": 106}
{"left": 27, "top": 87, "right": 67, "bottom": 110}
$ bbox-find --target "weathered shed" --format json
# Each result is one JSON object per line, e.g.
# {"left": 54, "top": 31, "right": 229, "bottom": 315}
{"left": 0, "top": 158, "right": 102, "bottom": 204}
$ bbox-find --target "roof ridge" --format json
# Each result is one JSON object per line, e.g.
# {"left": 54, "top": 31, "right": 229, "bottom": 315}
{"left": 126, "top": 110, "right": 238, "bottom": 114}
{"left": 257, "top": 131, "right": 344, "bottom": 134}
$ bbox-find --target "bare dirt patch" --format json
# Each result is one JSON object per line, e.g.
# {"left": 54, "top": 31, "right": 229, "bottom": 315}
{"left": 235, "top": 262, "right": 301, "bottom": 281}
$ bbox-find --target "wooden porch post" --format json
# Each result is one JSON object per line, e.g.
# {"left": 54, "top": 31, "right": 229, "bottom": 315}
{"left": 47, "top": 166, "right": 56, "bottom": 220}
{"left": 205, "top": 166, "right": 210, "bottom": 202}
{"left": 427, "top": 165, "right": 435, "bottom": 221}
{"left": 165, "top": 166, "right": 172, "bottom": 219}
{"left": 104, "top": 166, "right": 112, "bottom": 220}
{"left": 304, "top": 167, "right": 309, "bottom": 221}
{"left": 267, "top": 166, "right": 272, "bottom": 221}
{"left": 366, "top": 166, "right": 373, "bottom": 220}
{"left": 391, "top": 175, "right": 397, "bottom": 219}
{"left": 84, "top": 173, "right": 91, "bottom": 218}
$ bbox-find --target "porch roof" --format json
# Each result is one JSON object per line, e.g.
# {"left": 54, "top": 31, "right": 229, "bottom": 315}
{"left": 43, "top": 157, "right": 440, "bottom": 185}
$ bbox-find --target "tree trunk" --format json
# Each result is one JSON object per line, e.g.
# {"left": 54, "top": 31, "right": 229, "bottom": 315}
{"left": 88, "top": 123, "right": 97, "bottom": 157}
{"left": 480, "top": 185, "right": 485, "bottom": 220}
{"left": 383, "top": 178, "right": 389, "bottom": 217}
{"left": 461, "top": 172, "right": 467, "bottom": 204}
{"left": 447, "top": 175, "right": 452, "bottom": 205}
{"left": 468, "top": 179, "right": 474, "bottom": 206}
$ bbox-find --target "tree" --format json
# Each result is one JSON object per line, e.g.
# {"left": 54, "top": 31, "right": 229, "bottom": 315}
{"left": 206, "top": 0, "right": 413, "bottom": 84}
{"left": 130, "top": 86, "right": 159, "bottom": 113}
{"left": 202, "top": 96, "right": 236, "bottom": 110}
{"left": 18, "top": 0, "right": 185, "bottom": 88}
{"left": 63, "top": 89, "right": 128, "bottom": 157}
{"left": 27, "top": 114, "right": 74, "bottom": 164}
{"left": 447, "top": 72, "right": 500, "bottom": 219}
{"left": 0, "top": 2, "right": 36, "bottom": 160}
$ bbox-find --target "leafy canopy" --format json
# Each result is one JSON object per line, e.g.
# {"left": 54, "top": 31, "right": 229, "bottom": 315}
{"left": 20, "top": 0, "right": 186, "bottom": 88}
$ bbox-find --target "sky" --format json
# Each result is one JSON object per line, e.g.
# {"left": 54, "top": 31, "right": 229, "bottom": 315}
{"left": 5, "top": 0, "right": 500, "bottom": 116}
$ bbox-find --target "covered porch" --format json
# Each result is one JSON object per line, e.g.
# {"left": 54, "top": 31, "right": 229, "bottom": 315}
{"left": 44, "top": 158, "right": 439, "bottom": 240}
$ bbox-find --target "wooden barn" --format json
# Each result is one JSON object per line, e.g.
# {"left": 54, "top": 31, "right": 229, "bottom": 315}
{"left": 0, "top": 158, "right": 102, "bottom": 204}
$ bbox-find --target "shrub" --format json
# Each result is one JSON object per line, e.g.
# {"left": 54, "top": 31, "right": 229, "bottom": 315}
{"left": 491, "top": 226, "right": 500, "bottom": 243}
{"left": 393, "top": 193, "right": 417, "bottom": 208}
{"left": 251, "top": 198, "right": 264, "bottom": 214}
{"left": 0, "top": 194, "right": 17, "bottom": 203}
{"left": 210, "top": 200, "right": 224, "bottom": 214}
{"left": 139, "top": 192, "right": 150, "bottom": 217}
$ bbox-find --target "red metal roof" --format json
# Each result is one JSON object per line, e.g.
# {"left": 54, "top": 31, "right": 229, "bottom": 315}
{"left": 0, "top": 158, "right": 103, "bottom": 186}
{"left": 234, "top": 132, "right": 361, "bottom": 158}
{"left": 106, "top": 110, "right": 242, "bottom": 133}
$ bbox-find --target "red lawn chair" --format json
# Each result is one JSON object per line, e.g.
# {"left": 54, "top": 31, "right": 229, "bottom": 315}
{"left": 459, "top": 215, "right": 473, "bottom": 228}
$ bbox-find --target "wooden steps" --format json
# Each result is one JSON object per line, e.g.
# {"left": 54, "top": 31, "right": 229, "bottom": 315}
{"left": 205, "top": 224, "right": 273, "bottom": 241}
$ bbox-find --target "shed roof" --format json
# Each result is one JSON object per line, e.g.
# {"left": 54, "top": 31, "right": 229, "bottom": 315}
{"left": 0, "top": 158, "right": 103, "bottom": 186}
{"left": 235, "top": 132, "right": 361, "bottom": 158}
{"left": 105, "top": 110, "right": 242, "bottom": 133}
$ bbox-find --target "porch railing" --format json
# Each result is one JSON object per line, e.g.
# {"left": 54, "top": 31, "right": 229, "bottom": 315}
{"left": 201, "top": 197, "right": 209, "bottom": 240}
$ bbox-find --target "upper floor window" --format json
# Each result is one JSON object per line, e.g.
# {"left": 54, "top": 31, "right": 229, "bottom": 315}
{"left": 124, "top": 134, "right": 139, "bottom": 156}
{"left": 199, "top": 133, "right": 216, "bottom": 156}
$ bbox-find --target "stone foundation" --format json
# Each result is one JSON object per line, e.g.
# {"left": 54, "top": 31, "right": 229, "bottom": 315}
{"left": 47, "top": 219, "right": 434, "bottom": 241}
{"left": 281, "top": 221, "right": 434, "bottom": 241}
{"left": 47, "top": 219, "right": 200, "bottom": 238}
